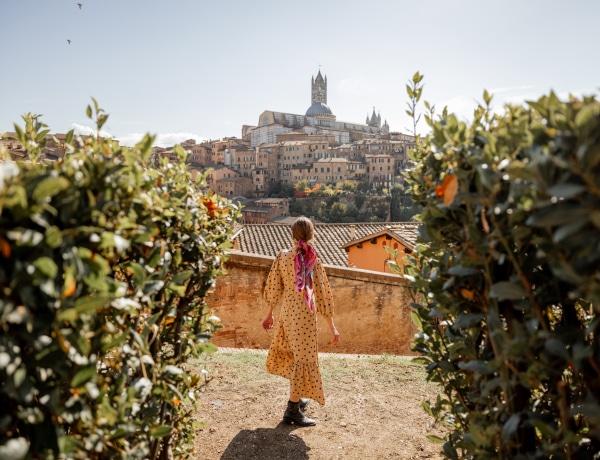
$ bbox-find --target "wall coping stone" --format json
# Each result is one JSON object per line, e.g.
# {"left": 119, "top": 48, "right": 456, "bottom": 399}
{"left": 226, "top": 250, "right": 407, "bottom": 286}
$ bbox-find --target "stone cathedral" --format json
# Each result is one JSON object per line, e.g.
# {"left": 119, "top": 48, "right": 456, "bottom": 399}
{"left": 248, "top": 70, "right": 389, "bottom": 147}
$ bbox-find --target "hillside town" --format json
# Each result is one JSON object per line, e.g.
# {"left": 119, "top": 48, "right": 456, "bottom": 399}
{"left": 1, "top": 70, "right": 415, "bottom": 210}
{"left": 1, "top": 70, "right": 420, "bottom": 268}
{"left": 170, "top": 70, "right": 415, "bottom": 200}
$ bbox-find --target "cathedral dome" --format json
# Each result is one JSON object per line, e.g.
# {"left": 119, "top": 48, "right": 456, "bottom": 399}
{"left": 306, "top": 102, "right": 334, "bottom": 117}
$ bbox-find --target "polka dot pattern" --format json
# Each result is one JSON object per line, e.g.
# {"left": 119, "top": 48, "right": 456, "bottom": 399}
{"left": 264, "top": 249, "right": 334, "bottom": 405}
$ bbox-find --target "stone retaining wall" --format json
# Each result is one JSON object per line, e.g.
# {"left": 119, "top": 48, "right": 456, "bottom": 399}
{"left": 206, "top": 251, "right": 418, "bottom": 355}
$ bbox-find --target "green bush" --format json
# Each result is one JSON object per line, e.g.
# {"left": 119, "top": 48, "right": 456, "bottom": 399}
{"left": 397, "top": 92, "right": 600, "bottom": 458}
{"left": 0, "top": 103, "right": 240, "bottom": 459}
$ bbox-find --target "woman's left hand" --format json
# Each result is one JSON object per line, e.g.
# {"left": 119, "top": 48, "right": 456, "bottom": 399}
{"left": 330, "top": 327, "right": 340, "bottom": 345}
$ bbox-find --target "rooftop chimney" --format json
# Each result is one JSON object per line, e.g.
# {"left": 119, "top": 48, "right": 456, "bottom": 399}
{"left": 349, "top": 224, "right": 355, "bottom": 240}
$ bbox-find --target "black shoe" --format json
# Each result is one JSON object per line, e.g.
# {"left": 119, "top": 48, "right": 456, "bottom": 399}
{"left": 283, "top": 400, "right": 316, "bottom": 426}
{"left": 299, "top": 398, "right": 310, "bottom": 411}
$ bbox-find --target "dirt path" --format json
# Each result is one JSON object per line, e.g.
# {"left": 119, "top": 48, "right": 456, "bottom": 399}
{"left": 191, "top": 349, "right": 445, "bottom": 459}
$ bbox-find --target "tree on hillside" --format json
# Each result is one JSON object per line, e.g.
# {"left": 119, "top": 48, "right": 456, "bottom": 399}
{"left": 336, "top": 180, "right": 357, "bottom": 193}
{"left": 390, "top": 184, "right": 419, "bottom": 221}
{"left": 275, "top": 183, "right": 295, "bottom": 198}
{"left": 295, "top": 179, "right": 309, "bottom": 193}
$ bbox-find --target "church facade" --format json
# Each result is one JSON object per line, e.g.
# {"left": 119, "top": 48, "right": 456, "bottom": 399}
{"left": 248, "top": 70, "right": 390, "bottom": 147}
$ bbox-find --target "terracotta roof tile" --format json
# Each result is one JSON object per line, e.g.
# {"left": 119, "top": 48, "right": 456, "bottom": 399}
{"left": 341, "top": 223, "right": 420, "bottom": 251}
{"left": 234, "top": 222, "right": 421, "bottom": 267}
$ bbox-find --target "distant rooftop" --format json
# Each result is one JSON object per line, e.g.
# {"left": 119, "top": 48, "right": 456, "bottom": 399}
{"left": 233, "top": 222, "right": 420, "bottom": 267}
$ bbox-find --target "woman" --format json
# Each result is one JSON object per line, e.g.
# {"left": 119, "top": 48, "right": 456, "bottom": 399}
{"left": 262, "top": 216, "right": 340, "bottom": 427}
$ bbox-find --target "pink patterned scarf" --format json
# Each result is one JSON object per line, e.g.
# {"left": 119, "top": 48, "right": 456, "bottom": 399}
{"left": 294, "top": 240, "right": 317, "bottom": 312}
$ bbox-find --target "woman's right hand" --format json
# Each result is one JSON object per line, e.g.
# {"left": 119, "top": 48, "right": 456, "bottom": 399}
{"left": 262, "top": 314, "right": 274, "bottom": 331}
{"left": 327, "top": 317, "right": 340, "bottom": 345}
{"left": 330, "top": 326, "right": 340, "bottom": 345}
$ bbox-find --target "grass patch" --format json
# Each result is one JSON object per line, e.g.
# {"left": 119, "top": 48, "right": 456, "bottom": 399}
{"left": 194, "top": 350, "right": 277, "bottom": 384}
{"left": 193, "top": 350, "right": 429, "bottom": 387}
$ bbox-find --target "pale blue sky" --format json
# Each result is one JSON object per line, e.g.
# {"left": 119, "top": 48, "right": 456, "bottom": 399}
{"left": 1, "top": 0, "right": 598, "bottom": 146}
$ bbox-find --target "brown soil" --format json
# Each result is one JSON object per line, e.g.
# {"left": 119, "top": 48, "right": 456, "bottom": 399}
{"left": 192, "top": 349, "right": 445, "bottom": 459}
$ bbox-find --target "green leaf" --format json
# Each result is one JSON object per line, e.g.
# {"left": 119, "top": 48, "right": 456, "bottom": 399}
{"left": 574, "top": 103, "right": 599, "bottom": 128}
{"left": 97, "top": 114, "right": 108, "bottom": 130}
{"left": 529, "top": 418, "right": 558, "bottom": 437}
{"left": 35, "top": 129, "right": 51, "bottom": 143}
{"left": 131, "top": 330, "right": 150, "bottom": 355}
{"left": 171, "top": 270, "right": 193, "bottom": 285}
{"left": 143, "top": 280, "right": 164, "bottom": 295}
{"left": 447, "top": 265, "right": 480, "bottom": 276}
{"left": 551, "top": 260, "right": 583, "bottom": 284}
{"left": 58, "top": 295, "right": 110, "bottom": 321}
{"left": 590, "top": 211, "right": 600, "bottom": 229}
{"left": 109, "top": 428, "right": 131, "bottom": 441}
{"left": 32, "top": 176, "right": 70, "bottom": 201}
{"left": 71, "top": 365, "right": 96, "bottom": 387}
{"left": 502, "top": 413, "right": 521, "bottom": 439}
{"left": 147, "top": 245, "right": 163, "bottom": 268}
{"left": 174, "top": 144, "right": 187, "bottom": 163}
{"left": 552, "top": 217, "right": 589, "bottom": 243}
{"left": 13, "top": 367, "right": 26, "bottom": 387}
{"left": 525, "top": 205, "right": 590, "bottom": 228}
{"left": 125, "top": 262, "right": 146, "bottom": 286}
{"left": 411, "top": 310, "right": 423, "bottom": 328}
{"left": 469, "top": 423, "right": 490, "bottom": 446}
{"left": 45, "top": 226, "right": 63, "bottom": 248}
{"left": 545, "top": 338, "right": 569, "bottom": 360}
{"left": 458, "top": 360, "right": 493, "bottom": 374}
{"left": 166, "top": 283, "right": 186, "bottom": 297}
{"left": 412, "top": 71, "right": 423, "bottom": 84}
{"left": 34, "top": 257, "right": 58, "bottom": 278}
{"left": 546, "top": 183, "right": 586, "bottom": 199}
{"left": 150, "top": 425, "right": 173, "bottom": 438}
{"left": 196, "top": 342, "right": 218, "bottom": 355}
{"left": 58, "top": 436, "right": 78, "bottom": 455}
{"left": 100, "top": 232, "right": 130, "bottom": 253}
{"left": 101, "top": 333, "right": 128, "bottom": 352}
{"left": 489, "top": 281, "right": 526, "bottom": 300}
{"left": 383, "top": 246, "right": 398, "bottom": 259}
{"left": 577, "top": 142, "right": 600, "bottom": 169}
{"left": 421, "top": 400, "right": 433, "bottom": 416}
{"left": 426, "top": 435, "right": 446, "bottom": 444}
{"left": 453, "top": 313, "right": 484, "bottom": 329}
{"left": 483, "top": 89, "right": 492, "bottom": 106}
{"left": 14, "top": 123, "right": 25, "bottom": 142}
{"left": 65, "top": 129, "right": 74, "bottom": 145}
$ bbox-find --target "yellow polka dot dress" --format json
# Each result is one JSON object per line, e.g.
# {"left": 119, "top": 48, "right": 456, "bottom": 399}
{"left": 264, "top": 249, "right": 334, "bottom": 405}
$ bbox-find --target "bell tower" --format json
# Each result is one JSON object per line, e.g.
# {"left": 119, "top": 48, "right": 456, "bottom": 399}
{"left": 311, "top": 70, "right": 327, "bottom": 105}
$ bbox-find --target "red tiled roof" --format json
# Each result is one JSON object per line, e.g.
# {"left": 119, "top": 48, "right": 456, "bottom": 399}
{"left": 233, "top": 222, "right": 421, "bottom": 267}
{"left": 342, "top": 224, "right": 420, "bottom": 251}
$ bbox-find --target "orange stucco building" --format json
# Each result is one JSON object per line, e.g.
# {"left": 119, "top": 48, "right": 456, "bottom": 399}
{"left": 342, "top": 226, "right": 414, "bottom": 273}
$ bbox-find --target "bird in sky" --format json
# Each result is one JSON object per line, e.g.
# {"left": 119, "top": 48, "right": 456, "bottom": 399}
{"left": 67, "top": 39, "right": 71, "bottom": 44}
{"left": 77, "top": 3, "right": 82, "bottom": 9}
